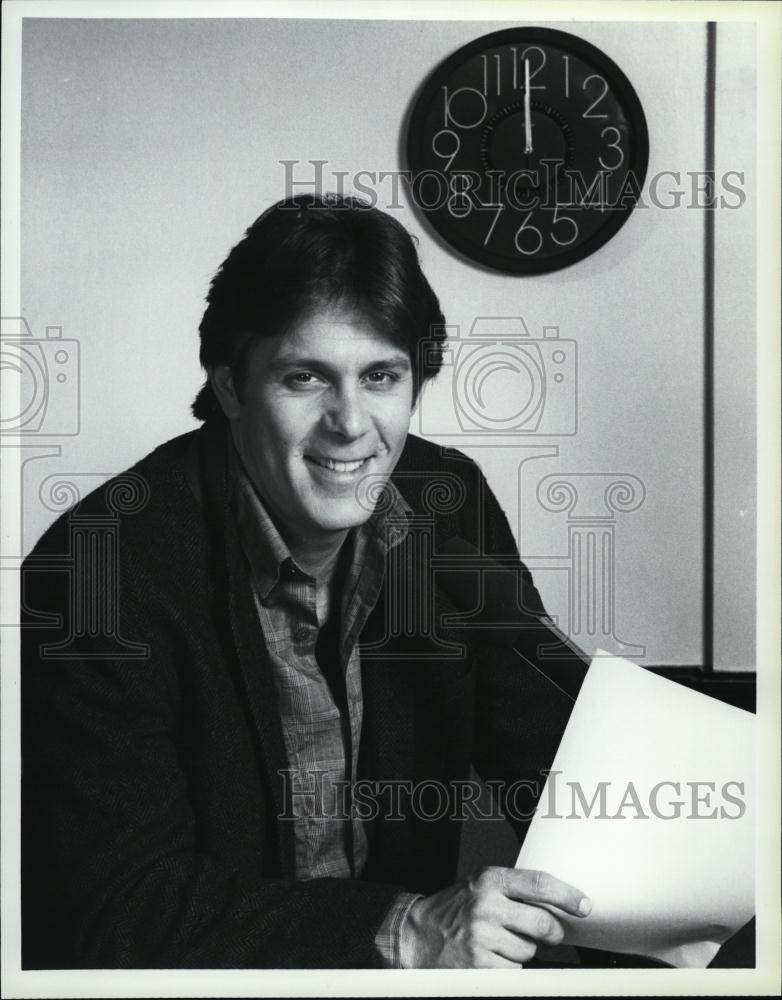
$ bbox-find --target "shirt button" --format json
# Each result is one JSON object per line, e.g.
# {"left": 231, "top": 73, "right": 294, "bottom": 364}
{"left": 293, "top": 626, "right": 312, "bottom": 643}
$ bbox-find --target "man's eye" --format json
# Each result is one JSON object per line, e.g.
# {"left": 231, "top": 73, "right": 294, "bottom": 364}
{"left": 365, "top": 371, "right": 399, "bottom": 386}
{"left": 286, "top": 372, "right": 322, "bottom": 388}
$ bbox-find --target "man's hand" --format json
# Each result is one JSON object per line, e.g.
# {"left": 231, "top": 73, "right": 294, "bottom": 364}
{"left": 399, "top": 867, "right": 591, "bottom": 968}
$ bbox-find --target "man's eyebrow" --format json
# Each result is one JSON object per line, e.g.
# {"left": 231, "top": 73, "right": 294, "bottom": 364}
{"left": 362, "top": 356, "right": 412, "bottom": 372}
{"left": 269, "top": 354, "right": 412, "bottom": 373}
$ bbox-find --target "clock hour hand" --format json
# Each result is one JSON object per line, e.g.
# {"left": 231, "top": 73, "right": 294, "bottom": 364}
{"left": 523, "top": 57, "right": 533, "bottom": 154}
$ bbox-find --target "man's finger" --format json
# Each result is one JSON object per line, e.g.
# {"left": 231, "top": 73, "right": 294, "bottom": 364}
{"left": 474, "top": 946, "right": 525, "bottom": 969}
{"left": 491, "top": 928, "right": 539, "bottom": 964}
{"left": 497, "top": 896, "right": 566, "bottom": 945}
{"left": 499, "top": 868, "right": 592, "bottom": 917}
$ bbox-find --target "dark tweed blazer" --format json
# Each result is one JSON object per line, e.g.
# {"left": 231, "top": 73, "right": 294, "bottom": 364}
{"left": 20, "top": 420, "right": 579, "bottom": 969}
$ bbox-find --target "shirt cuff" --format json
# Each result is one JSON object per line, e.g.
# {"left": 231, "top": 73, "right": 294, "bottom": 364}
{"left": 374, "top": 891, "right": 423, "bottom": 968}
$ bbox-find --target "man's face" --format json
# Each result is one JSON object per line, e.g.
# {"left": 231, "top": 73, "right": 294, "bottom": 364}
{"left": 222, "top": 307, "right": 415, "bottom": 547}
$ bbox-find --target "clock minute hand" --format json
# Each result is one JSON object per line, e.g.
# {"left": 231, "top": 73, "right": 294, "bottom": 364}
{"left": 523, "top": 57, "right": 533, "bottom": 154}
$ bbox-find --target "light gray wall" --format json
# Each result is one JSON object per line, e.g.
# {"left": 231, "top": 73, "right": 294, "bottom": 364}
{"left": 18, "top": 17, "right": 756, "bottom": 669}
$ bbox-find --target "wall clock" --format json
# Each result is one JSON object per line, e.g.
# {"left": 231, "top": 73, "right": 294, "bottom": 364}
{"left": 406, "top": 28, "right": 649, "bottom": 274}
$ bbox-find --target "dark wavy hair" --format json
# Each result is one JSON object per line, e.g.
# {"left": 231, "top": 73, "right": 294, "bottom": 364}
{"left": 192, "top": 193, "right": 447, "bottom": 421}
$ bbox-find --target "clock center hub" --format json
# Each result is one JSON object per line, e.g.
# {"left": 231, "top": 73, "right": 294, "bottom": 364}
{"left": 481, "top": 102, "right": 574, "bottom": 187}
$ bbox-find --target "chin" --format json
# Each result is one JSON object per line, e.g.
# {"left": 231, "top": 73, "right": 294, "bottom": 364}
{"left": 313, "top": 502, "right": 373, "bottom": 534}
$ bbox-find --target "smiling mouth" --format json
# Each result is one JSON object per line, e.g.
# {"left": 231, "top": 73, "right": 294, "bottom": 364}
{"left": 306, "top": 455, "right": 372, "bottom": 473}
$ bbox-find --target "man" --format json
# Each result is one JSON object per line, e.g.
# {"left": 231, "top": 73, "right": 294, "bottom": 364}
{"left": 21, "top": 194, "right": 590, "bottom": 969}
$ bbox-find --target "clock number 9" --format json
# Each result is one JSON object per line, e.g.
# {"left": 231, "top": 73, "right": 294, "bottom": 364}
{"left": 598, "top": 126, "right": 624, "bottom": 170}
{"left": 431, "top": 129, "right": 461, "bottom": 171}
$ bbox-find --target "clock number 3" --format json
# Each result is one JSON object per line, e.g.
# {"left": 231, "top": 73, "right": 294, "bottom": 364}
{"left": 599, "top": 126, "right": 625, "bottom": 170}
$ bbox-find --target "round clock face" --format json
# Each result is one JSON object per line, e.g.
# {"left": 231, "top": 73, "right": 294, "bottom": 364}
{"left": 406, "top": 28, "right": 649, "bottom": 274}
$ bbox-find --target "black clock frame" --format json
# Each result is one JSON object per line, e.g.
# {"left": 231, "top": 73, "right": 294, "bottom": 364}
{"left": 406, "top": 27, "right": 650, "bottom": 274}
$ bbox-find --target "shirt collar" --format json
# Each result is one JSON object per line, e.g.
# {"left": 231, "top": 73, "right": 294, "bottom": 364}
{"left": 228, "top": 437, "right": 411, "bottom": 602}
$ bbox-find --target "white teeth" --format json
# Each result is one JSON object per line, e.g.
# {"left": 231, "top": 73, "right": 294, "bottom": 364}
{"left": 311, "top": 457, "right": 368, "bottom": 473}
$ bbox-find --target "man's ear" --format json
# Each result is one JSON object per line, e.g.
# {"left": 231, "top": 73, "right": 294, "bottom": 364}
{"left": 209, "top": 364, "right": 242, "bottom": 420}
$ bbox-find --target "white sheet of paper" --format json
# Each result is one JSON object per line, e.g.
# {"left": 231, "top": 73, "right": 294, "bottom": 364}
{"left": 516, "top": 651, "right": 754, "bottom": 967}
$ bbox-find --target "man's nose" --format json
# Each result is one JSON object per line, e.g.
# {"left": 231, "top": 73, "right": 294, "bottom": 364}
{"left": 323, "top": 385, "right": 371, "bottom": 439}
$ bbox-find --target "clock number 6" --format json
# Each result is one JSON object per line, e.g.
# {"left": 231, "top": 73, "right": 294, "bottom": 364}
{"left": 598, "top": 126, "right": 624, "bottom": 170}
{"left": 514, "top": 212, "right": 544, "bottom": 255}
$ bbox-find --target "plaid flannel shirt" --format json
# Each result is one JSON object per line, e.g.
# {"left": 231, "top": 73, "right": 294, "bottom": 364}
{"left": 231, "top": 449, "right": 421, "bottom": 967}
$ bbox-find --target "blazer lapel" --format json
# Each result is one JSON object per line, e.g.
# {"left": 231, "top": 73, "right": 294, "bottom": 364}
{"left": 197, "top": 420, "right": 296, "bottom": 879}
